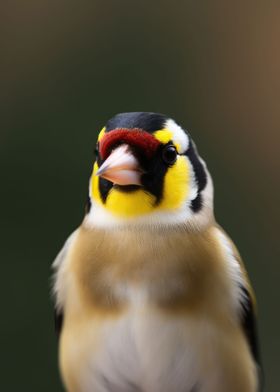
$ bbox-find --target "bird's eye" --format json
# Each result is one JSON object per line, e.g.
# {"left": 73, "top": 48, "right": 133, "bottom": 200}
{"left": 162, "top": 145, "right": 177, "bottom": 165}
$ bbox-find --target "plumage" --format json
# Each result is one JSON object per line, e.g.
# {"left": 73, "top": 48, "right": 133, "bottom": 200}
{"left": 52, "top": 112, "right": 262, "bottom": 391}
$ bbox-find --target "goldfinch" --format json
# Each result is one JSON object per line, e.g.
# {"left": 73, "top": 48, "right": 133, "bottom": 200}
{"left": 53, "top": 112, "right": 262, "bottom": 392}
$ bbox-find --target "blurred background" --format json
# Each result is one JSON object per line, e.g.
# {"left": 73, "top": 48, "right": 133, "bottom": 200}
{"left": 1, "top": 0, "right": 279, "bottom": 390}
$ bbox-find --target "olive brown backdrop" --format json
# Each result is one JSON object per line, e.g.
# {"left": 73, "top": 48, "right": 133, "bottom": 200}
{"left": 1, "top": 1, "right": 279, "bottom": 391}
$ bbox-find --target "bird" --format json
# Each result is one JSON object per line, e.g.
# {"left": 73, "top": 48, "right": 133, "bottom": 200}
{"left": 52, "top": 112, "right": 262, "bottom": 392}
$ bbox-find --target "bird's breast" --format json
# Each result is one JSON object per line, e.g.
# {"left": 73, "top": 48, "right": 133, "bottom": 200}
{"left": 59, "top": 226, "right": 257, "bottom": 392}
{"left": 60, "top": 298, "right": 208, "bottom": 392}
{"left": 68, "top": 225, "right": 231, "bottom": 316}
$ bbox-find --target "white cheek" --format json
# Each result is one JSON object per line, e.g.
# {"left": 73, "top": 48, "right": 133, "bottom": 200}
{"left": 187, "top": 159, "right": 199, "bottom": 201}
{"left": 164, "top": 119, "right": 189, "bottom": 153}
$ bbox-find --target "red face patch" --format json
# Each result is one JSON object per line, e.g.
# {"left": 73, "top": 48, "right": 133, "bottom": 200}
{"left": 99, "top": 128, "right": 160, "bottom": 160}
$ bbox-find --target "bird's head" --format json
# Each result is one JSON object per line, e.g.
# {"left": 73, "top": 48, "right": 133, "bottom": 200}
{"left": 85, "top": 112, "right": 214, "bottom": 229}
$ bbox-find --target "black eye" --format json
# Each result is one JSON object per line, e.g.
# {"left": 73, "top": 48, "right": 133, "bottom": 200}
{"left": 162, "top": 145, "right": 177, "bottom": 165}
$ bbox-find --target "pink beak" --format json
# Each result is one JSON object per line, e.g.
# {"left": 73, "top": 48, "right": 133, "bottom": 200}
{"left": 95, "top": 144, "right": 142, "bottom": 186}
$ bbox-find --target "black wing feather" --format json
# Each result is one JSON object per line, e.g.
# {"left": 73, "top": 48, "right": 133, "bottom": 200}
{"left": 240, "top": 285, "right": 264, "bottom": 391}
{"left": 54, "top": 308, "right": 64, "bottom": 338}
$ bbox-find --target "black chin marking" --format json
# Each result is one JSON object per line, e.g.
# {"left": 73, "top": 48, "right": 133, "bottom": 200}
{"left": 99, "top": 177, "right": 113, "bottom": 203}
{"left": 113, "top": 184, "right": 141, "bottom": 192}
{"left": 98, "top": 180, "right": 142, "bottom": 202}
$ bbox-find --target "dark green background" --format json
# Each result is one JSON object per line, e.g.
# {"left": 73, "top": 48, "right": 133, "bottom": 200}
{"left": 1, "top": 1, "right": 279, "bottom": 391}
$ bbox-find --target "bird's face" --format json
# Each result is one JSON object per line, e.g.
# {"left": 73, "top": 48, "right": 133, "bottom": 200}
{"left": 87, "top": 113, "right": 213, "bottom": 228}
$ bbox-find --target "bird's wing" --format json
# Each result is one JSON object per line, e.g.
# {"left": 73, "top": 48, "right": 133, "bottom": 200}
{"left": 239, "top": 284, "right": 263, "bottom": 388}
{"left": 52, "top": 230, "right": 79, "bottom": 337}
{"left": 236, "top": 261, "right": 264, "bottom": 391}
{"left": 216, "top": 227, "right": 263, "bottom": 390}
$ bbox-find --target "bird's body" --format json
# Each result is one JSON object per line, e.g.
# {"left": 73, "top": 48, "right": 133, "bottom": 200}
{"left": 53, "top": 112, "right": 261, "bottom": 391}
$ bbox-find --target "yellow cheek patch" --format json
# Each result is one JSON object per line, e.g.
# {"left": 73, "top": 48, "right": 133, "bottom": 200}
{"left": 153, "top": 129, "right": 180, "bottom": 152}
{"left": 159, "top": 155, "right": 189, "bottom": 211}
{"left": 90, "top": 156, "right": 189, "bottom": 218}
{"left": 97, "top": 127, "right": 106, "bottom": 142}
